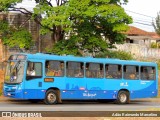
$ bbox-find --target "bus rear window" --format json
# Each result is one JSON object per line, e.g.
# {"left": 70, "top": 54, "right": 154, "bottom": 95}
{"left": 141, "top": 66, "right": 156, "bottom": 80}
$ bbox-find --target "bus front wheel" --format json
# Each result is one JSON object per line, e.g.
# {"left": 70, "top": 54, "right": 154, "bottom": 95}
{"left": 44, "top": 89, "right": 58, "bottom": 105}
{"left": 116, "top": 91, "right": 129, "bottom": 104}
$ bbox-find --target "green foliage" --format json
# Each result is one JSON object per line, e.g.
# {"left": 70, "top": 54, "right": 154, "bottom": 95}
{"left": 0, "top": 0, "right": 22, "bottom": 11}
{"left": 0, "top": 20, "right": 33, "bottom": 49}
{"left": 2, "top": 28, "right": 33, "bottom": 49}
{"left": 153, "top": 12, "right": 160, "bottom": 35}
{"left": 96, "top": 50, "right": 134, "bottom": 60}
{"left": 41, "top": 0, "right": 132, "bottom": 55}
{"left": 150, "top": 42, "right": 160, "bottom": 48}
{"left": 0, "top": 0, "right": 132, "bottom": 55}
{"left": 47, "top": 36, "right": 82, "bottom": 56}
{"left": 0, "top": 21, "right": 9, "bottom": 34}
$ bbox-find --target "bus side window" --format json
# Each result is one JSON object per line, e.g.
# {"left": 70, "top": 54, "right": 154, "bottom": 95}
{"left": 86, "top": 63, "right": 103, "bottom": 78}
{"left": 106, "top": 64, "right": 122, "bottom": 79}
{"left": 27, "top": 62, "right": 36, "bottom": 76}
{"left": 141, "top": 66, "right": 155, "bottom": 80}
{"left": 46, "top": 61, "right": 64, "bottom": 77}
{"left": 67, "top": 62, "right": 84, "bottom": 77}
{"left": 124, "top": 65, "right": 139, "bottom": 80}
{"left": 35, "top": 63, "right": 42, "bottom": 76}
{"left": 26, "top": 62, "right": 42, "bottom": 80}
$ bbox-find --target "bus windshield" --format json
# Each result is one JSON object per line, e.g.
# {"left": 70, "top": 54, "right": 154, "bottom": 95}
{"left": 4, "top": 61, "right": 25, "bottom": 84}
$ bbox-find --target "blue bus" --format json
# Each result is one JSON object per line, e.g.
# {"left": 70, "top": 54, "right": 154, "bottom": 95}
{"left": 3, "top": 53, "right": 158, "bottom": 104}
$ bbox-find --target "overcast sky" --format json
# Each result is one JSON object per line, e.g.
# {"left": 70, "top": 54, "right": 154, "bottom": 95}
{"left": 16, "top": 0, "right": 160, "bottom": 32}
{"left": 123, "top": 0, "right": 160, "bottom": 32}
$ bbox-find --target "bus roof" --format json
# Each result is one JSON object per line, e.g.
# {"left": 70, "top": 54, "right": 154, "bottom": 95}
{"left": 14, "top": 53, "right": 157, "bottom": 66}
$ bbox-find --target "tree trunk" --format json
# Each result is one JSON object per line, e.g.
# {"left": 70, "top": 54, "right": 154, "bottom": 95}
{"left": 51, "top": 26, "right": 64, "bottom": 44}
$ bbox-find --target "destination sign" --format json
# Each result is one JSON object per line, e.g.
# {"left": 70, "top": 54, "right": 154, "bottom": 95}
{"left": 9, "top": 55, "right": 26, "bottom": 60}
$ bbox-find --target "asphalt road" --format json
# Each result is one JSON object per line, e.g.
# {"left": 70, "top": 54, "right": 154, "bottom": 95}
{"left": 0, "top": 99, "right": 160, "bottom": 111}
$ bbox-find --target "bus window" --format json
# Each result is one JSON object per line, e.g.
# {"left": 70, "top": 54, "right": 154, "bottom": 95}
{"left": 45, "top": 61, "right": 64, "bottom": 77}
{"left": 124, "top": 65, "right": 139, "bottom": 80}
{"left": 141, "top": 66, "right": 156, "bottom": 80}
{"left": 26, "top": 62, "right": 42, "bottom": 80}
{"left": 105, "top": 64, "right": 122, "bottom": 79}
{"left": 86, "top": 63, "right": 103, "bottom": 78}
{"left": 66, "top": 62, "right": 84, "bottom": 77}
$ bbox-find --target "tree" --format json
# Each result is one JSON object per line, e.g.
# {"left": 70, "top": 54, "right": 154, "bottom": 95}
{"left": 153, "top": 12, "right": 160, "bottom": 35}
{"left": 0, "top": 0, "right": 132, "bottom": 56}
{"left": 0, "top": 19, "right": 33, "bottom": 49}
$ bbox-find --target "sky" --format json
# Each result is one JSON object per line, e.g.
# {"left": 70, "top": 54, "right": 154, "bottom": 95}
{"left": 16, "top": 0, "right": 160, "bottom": 32}
{"left": 122, "top": 0, "right": 160, "bottom": 32}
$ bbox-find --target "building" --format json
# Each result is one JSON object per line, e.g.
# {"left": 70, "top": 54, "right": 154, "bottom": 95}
{"left": 116, "top": 26, "right": 160, "bottom": 59}
{"left": 125, "top": 26, "right": 160, "bottom": 46}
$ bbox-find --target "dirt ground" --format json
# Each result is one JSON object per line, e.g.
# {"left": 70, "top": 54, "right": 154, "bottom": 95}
{"left": 0, "top": 70, "right": 4, "bottom": 95}
{"left": 0, "top": 70, "right": 4, "bottom": 82}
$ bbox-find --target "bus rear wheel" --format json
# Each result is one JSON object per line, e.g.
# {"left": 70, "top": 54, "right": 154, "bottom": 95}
{"left": 116, "top": 91, "right": 129, "bottom": 104}
{"left": 44, "top": 89, "right": 58, "bottom": 105}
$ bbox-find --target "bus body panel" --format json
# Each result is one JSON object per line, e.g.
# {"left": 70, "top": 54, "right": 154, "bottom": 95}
{"left": 11, "top": 78, "right": 157, "bottom": 100}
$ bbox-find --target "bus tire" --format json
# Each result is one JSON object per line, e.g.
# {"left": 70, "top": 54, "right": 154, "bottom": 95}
{"left": 44, "top": 89, "right": 58, "bottom": 105}
{"left": 116, "top": 90, "right": 129, "bottom": 104}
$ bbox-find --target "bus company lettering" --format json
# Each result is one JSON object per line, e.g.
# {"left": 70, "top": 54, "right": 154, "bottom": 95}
{"left": 120, "top": 82, "right": 128, "bottom": 87}
{"left": 83, "top": 93, "right": 96, "bottom": 97}
{"left": 140, "top": 81, "right": 150, "bottom": 85}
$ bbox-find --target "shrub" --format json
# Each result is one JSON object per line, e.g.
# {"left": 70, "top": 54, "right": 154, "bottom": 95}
{"left": 150, "top": 42, "right": 160, "bottom": 48}
{"left": 96, "top": 50, "right": 134, "bottom": 60}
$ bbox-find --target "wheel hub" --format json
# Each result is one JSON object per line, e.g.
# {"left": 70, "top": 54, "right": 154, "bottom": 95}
{"left": 120, "top": 93, "right": 127, "bottom": 103}
{"left": 48, "top": 93, "right": 56, "bottom": 103}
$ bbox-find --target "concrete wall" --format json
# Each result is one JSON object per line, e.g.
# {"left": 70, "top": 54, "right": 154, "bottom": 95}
{"left": 116, "top": 43, "right": 160, "bottom": 59}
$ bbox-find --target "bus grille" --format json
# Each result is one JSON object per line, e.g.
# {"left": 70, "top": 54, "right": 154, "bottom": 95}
{"left": 5, "top": 88, "right": 16, "bottom": 92}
